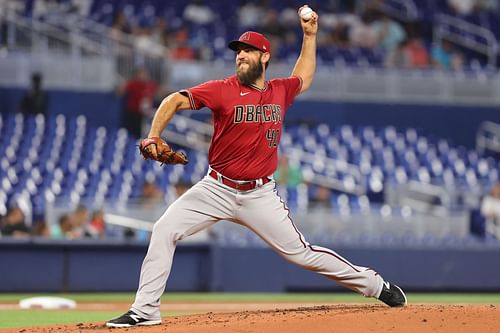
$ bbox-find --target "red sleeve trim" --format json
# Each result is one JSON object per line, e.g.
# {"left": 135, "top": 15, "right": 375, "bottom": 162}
{"left": 179, "top": 89, "right": 197, "bottom": 110}
{"left": 291, "top": 75, "right": 303, "bottom": 95}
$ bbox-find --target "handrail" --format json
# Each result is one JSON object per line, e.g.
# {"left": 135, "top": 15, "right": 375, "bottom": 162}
{"left": 2, "top": 10, "right": 104, "bottom": 55}
{"left": 62, "top": 16, "right": 154, "bottom": 54}
{"left": 382, "top": 0, "right": 418, "bottom": 21}
{"left": 391, "top": 180, "right": 452, "bottom": 216}
{"left": 476, "top": 121, "right": 500, "bottom": 154}
{"left": 434, "top": 13, "right": 498, "bottom": 67}
{"left": 2, "top": 9, "right": 168, "bottom": 58}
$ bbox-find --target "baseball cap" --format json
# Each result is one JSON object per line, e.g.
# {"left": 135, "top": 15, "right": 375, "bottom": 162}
{"left": 228, "top": 31, "right": 271, "bottom": 54}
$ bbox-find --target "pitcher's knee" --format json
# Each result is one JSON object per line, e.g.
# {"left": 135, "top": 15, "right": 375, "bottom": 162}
{"left": 152, "top": 220, "right": 183, "bottom": 241}
{"left": 279, "top": 247, "right": 315, "bottom": 267}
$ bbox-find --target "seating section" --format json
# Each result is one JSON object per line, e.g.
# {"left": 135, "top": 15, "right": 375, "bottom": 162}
{"left": 1, "top": 112, "right": 496, "bottom": 219}
{"left": 18, "top": 0, "right": 500, "bottom": 69}
{"left": 0, "top": 113, "right": 197, "bottom": 217}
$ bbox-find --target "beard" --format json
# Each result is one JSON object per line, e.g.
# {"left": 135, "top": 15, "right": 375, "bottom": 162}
{"left": 236, "top": 57, "right": 263, "bottom": 86}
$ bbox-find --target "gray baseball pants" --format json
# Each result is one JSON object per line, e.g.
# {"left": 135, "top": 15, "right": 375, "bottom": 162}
{"left": 131, "top": 175, "right": 384, "bottom": 320}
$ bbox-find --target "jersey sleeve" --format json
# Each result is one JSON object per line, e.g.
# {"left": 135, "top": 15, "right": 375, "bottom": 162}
{"left": 281, "top": 76, "right": 303, "bottom": 108}
{"left": 179, "top": 80, "right": 222, "bottom": 110}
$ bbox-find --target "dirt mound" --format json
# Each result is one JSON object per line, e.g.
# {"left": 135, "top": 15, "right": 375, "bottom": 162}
{"left": 2, "top": 304, "right": 499, "bottom": 333}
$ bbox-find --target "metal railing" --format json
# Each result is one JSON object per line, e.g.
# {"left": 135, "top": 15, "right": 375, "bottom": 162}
{"left": 434, "top": 13, "right": 498, "bottom": 67}
{"left": 2, "top": 10, "right": 103, "bottom": 56}
{"left": 382, "top": 0, "right": 419, "bottom": 21}
{"left": 476, "top": 121, "right": 500, "bottom": 154}
{"left": 0, "top": 9, "right": 170, "bottom": 85}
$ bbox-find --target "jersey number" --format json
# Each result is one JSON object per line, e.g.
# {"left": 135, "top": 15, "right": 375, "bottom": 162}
{"left": 266, "top": 129, "right": 280, "bottom": 148}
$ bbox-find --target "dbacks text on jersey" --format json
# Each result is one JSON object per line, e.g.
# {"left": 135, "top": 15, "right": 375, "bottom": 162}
{"left": 233, "top": 104, "right": 282, "bottom": 124}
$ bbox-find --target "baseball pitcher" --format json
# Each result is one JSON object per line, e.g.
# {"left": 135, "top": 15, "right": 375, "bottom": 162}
{"left": 107, "top": 5, "right": 406, "bottom": 328}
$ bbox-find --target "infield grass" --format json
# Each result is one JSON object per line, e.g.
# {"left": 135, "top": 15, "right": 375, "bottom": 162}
{"left": 0, "top": 310, "right": 181, "bottom": 329}
{"left": 0, "top": 292, "right": 499, "bottom": 329}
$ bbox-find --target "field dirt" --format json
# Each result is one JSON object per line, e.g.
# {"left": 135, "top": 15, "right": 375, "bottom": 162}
{"left": 1, "top": 302, "right": 499, "bottom": 333}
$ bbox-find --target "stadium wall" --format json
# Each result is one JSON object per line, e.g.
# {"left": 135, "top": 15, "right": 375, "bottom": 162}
{"left": 2, "top": 88, "right": 499, "bottom": 148}
{"left": 2, "top": 241, "right": 500, "bottom": 292}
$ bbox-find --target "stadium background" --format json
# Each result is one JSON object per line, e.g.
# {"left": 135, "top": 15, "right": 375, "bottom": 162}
{"left": 1, "top": 0, "right": 500, "bottom": 301}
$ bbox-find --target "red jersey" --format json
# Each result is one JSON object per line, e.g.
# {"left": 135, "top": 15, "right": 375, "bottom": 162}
{"left": 181, "top": 75, "right": 302, "bottom": 180}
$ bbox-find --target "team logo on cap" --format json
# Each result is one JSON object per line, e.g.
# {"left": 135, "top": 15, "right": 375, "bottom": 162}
{"left": 240, "top": 32, "right": 250, "bottom": 41}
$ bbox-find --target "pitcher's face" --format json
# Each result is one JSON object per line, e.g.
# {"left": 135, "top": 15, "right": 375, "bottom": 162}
{"left": 235, "top": 47, "right": 264, "bottom": 85}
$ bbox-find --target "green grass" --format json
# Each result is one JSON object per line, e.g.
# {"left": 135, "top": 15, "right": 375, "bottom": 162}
{"left": 1, "top": 293, "right": 500, "bottom": 328}
{"left": 0, "top": 311, "right": 183, "bottom": 329}
{"left": 0, "top": 310, "right": 123, "bottom": 328}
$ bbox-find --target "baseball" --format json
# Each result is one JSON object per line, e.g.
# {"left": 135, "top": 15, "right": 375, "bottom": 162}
{"left": 299, "top": 6, "right": 314, "bottom": 21}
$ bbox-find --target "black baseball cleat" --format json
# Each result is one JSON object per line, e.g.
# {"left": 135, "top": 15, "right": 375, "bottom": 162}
{"left": 378, "top": 281, "right": 407, "bottom": 307}
{"left": 106, "top": 310, "right": 161, "bottom": 328}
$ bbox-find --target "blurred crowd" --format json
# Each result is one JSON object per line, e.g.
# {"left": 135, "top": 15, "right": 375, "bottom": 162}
{"left": 0, "top": 204, "right": 108, "bottom": 240}
{"left": 2, "top": 0, "right": 498, "bottom": 70}
{"left": 0, "top": 179, "right": 193, "bottom": 241}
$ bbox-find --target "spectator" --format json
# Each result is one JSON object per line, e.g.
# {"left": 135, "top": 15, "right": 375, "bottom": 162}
{"left": 447, "top": 0, "right": 476, "bottom": 15}
{"left": 141, "top": 180, "right": 164, "bottom": 206}
{"left": 0, "top": 207, "right": 30, "bottom": 238}
{"left": 274, "top": 154, "right": 303, "bottom": 188}
{"left": 183, "top": 0, "right": 215, "bottom": 25}
{"left": 406, "top": 37, "right": 430, "bottom": 68}
{"left": 480, "top": 182, "right": 500, "bottom": 238}
{"left": 330, "top": 22, "right": 351, "bottom": 49}
{"left": 31, "top": 214, "right": 50, "bottom": 238}
{"left": 385, "top": 39, "right": 410, "bottom": 68}
{"left": 350, "top": 11, "right": 377, "bottom": 48}
{"left": 174, "top": 180, "right": 192, "bottom": 198}
{"left": 71, "top": 0, "right": 92, "bottom": 16}
{"left": 386, "top": 38, "right": 430, "bottom": 68}
{"left": 309, "top": 185, "right": 333, "bottom": 209}
{"left": 71, "top": 204, "right": 90, "bottom": 238}
{"left": 450, "top": 51, "right": 465, "bottom": 71}
{"left": 431, "top": 39, "right": 456, "bottom": 70}
{"left": 109, "top": 11, "right": 133, "bottom": 41}
{"left": 171, "top": 29, "right": 198, "bottom": 60}
{"left": 238, "top": 0, "right": 265, "bottom": 29}
{"left": 134, "top": 26, "right": 163, "bottom": 57}
{"left": 118, "top": 68, "right": 159, "bottom": 138}
{"left": 279, "top": 1, "right": 300, "bottom": 27}
{"left": 50, "top": 214, "right": 75, "bottom": 239}
{"left": 261, "top": 9, "right": 286, "bottom": 53}
{"left": 32, "top": 0, "right": 60, "bottom": 19}
{"left": 18, "top": 72, "right": 49, "bottom": 116}
{"left": 477, "top": 0, "right": 498, "bottom": 11}
{"left": 87, "top": 209, "right": 107, "bottom": 239}
{"left": 151, "top": 17, "right": 170, "bottom": 47}
{"left": 372, "top": 11, "right": 406, "bottom": 52}
{"left": 166, "top": 180, "right": 193, "bottom": 205}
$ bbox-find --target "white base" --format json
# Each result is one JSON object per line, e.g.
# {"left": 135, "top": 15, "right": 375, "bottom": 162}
{"left": 19, "top": 296, "right": 77, "bottom": 309}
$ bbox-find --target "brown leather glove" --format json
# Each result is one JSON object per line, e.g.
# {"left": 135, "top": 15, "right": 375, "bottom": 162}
{"left": 139, "top": 137, "right": 188, "bottom": 165}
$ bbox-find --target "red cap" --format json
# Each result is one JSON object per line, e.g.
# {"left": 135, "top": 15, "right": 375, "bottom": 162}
{"left": 228, "top": 31, "right": 271, "bottom": 54}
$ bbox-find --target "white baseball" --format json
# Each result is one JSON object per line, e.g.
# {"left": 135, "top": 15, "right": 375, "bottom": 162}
{"left": 300, "top": 6, "right": 314, "bottom": 21}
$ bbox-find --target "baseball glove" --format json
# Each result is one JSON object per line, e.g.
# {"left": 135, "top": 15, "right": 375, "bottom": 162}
{"left": 139, "top": 137, "right": 189, "bottom": 165}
